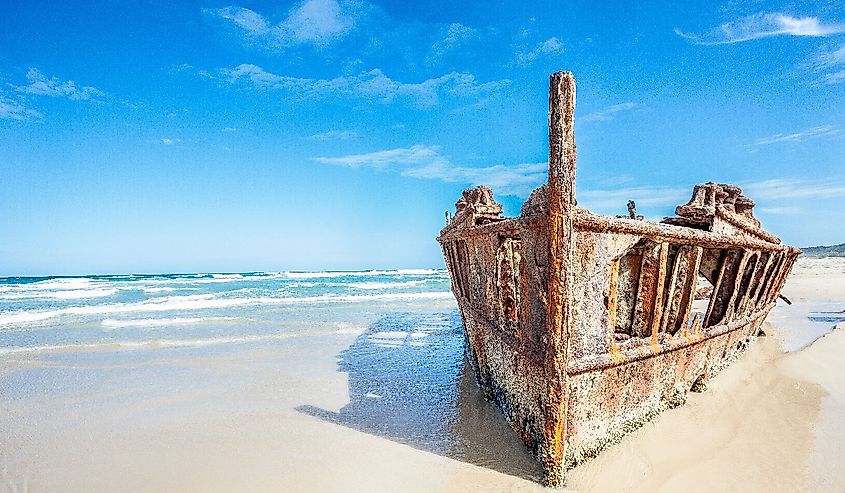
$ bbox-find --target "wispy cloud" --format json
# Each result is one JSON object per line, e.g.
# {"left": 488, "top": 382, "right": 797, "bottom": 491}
{"left": 312, "top": 144, "right": 545, "bottom": 197}
{"left": 582, "top": 102, "right": 639, "bottom": 122}
{"left": 749, "top": 125, "right": 840, "bottom": 147}
{"left": 283, "top": 0, "right": 356, "bottom": 46}
{"left": 579, "top": 178, "right": 844, "bottom": 217}
{"left": 756, "top": 206, "right": 802, "bottom": 215}
{"left": 221, "top": 64, "right": 509, "bottom": 108}
{"left": 578, "top": 186, "right": 690, "bottom": 213}
{"left": 313, "top": 144, "right": 444, "bottom": 170}
{"left": 515, "top": 37, "right": 563, "bottom": 66}
{"left": 569, "top": 178, "right": 845, "bottom": 217}
{"left": 14, "top": 68, "right": 105, "bottom": 101}
{"left": 427, "top": 23, "right": 478, "bottom": 63}
{"left": 676, "top": 13, "right": 845, "bottom": 45}
{"left": 311, "top": 145, "right": 845, "bottom": 215}
{"left": 209, "top": 0, "right": 359, "bottom": 49}
{"left": 0, "top": 95, "right": 42, "bottom": 120}
{"left": 221, "top": 64, "right": 309, "bottom": 90}
{"left": 308, "top": 130, "right": 357, "bottom": 141}
{"left": 741, "top": 178, "right": 845, "bottom": 201}
{"left": 407, "top": 161, "right": 547, "bottom": 198}
{"left": 160, "top": 138, "right": 182, "bottom": 145}
{"left": 807, "top": 43, "right": 845, "bottom": 84}
{"left": 215, "top": 6, "right": 269, "bottom": 35}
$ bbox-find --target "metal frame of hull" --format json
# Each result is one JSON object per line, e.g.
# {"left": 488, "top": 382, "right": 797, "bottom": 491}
{"left": 437, "top": 72, "right": 800, "bottom": 487}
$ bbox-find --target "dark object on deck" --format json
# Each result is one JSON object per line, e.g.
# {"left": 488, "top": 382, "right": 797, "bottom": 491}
{"left": 436, "top": 72, "right": 800, "bottom": 488}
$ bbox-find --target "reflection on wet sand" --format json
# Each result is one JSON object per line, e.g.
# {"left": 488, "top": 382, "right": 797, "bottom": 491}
{"left": 297, "top": 311, "right": 542, "bottom": 482}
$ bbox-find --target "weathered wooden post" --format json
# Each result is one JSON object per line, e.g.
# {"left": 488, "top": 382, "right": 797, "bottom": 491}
{"left": 543, "top": 71, "right": 576, "bottom": 487}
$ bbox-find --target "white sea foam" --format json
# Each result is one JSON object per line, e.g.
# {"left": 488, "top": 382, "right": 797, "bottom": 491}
{"left": 210, "top": 274, "right": 245, "bottom": 280}
{"left": 0, "top": 291, "right": 454, "bottom": 327}
{"left": 101, "top": 316, "right": 237, "bottom": 328}
{"left": 283, "top": 269, "right": 445, "bottom": 279}
{"left": 0, "top": 288, "right": 118, "bottom": 300}
{"left": 142, "top": 287, "right": 177, "bottom": 293}
{"left": 348, "top": 280, "right": 426, "bottom": 290}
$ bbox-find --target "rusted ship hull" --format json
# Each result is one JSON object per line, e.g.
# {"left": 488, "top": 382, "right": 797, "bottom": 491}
{"left": 437, "top": 72, "right": 799, "bottom": 487}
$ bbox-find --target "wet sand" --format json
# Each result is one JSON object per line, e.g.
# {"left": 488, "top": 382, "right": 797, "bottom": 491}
{"left": 2, "top": 258, "right": 844, "bottom": 492}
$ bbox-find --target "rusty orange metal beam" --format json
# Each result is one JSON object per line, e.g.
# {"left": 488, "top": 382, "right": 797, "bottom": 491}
{"left": 543, "top": 71, "right": 576, "bottom": 488}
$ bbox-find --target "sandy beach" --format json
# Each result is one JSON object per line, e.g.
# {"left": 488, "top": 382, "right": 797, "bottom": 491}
{"left": 1, "top": 258, "right": 844, "bottom": 492}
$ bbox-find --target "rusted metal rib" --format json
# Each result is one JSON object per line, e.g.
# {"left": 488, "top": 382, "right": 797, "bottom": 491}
{"left": 715, "top": 206, "right": 781, "bottom": 244}
{"left": 567, "top": 302, "right": 775, "bottom": 375}
{"left": 664, "top": 245, "right": 702, "bottom": 335}
{"left": 573, "top": 212, "right": 798, "bottom": 254}
{"left": 543, "top": 71, "right": 576, "bottom": 488}
{"left": 721, "top": 250, "right": 751, "bottom": 324}
{"left": 705, "top": 249, "right": 740, "bottom": 327}
{"left": 631, "top": 242, "right": 668, "bottom": 339}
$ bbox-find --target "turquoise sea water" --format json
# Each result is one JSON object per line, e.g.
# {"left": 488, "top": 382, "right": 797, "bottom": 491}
{"left": 0, "top": 269, "right": 548, "bottom": 490}
{"left": 0, "top": 270, "right": 456, "bottom": 355}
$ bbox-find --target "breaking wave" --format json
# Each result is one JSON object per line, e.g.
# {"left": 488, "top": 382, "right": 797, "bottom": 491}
{"left": 348, "top": 280, "right": 427, "bottom": 290}
{"left": 0, "top": 291, "right": 454, "bottom": 327}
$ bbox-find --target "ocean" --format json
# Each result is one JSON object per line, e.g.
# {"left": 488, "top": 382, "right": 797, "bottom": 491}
{"left": 0, "top": 270, "right": 457, "bottom": 355}
{"left": 0, "top": 270, "right": 546, "bottom": 491}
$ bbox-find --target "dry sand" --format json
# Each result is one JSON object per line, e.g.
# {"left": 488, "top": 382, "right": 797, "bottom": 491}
{"left": 1, "top": 257, "right": 844, "bottom": 492}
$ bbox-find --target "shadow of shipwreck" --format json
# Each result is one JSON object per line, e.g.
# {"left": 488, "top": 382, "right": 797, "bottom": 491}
{"left": 296, "top": 311, "right": 541, "bottom": 482}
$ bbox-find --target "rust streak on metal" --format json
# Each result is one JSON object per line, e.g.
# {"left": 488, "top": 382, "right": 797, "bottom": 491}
{"left": 567, "top": 303, "right": 775, "bottom": 375}
{"left": 436, "top": 71, "right": 799, "bottom": 487}
{"left": 650, "top": 242, "right": 670, "bottom": 344}
{"left": 543, "top": 71, "right": 576, "bottom": 488}
{"left": 573, "top": 212, "right": 800, "bottom": 254}
{"left": 676, "top": 246, "right": 703, "bottom": 335}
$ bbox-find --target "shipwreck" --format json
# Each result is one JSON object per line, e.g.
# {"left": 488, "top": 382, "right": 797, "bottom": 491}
{"left": 437, "top": 72, "right": 800, "bottom": 487}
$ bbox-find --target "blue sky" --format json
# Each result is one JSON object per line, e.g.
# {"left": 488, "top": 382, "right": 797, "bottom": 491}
{"left": 1, "top": 0, "right": 844, "bottom": 275}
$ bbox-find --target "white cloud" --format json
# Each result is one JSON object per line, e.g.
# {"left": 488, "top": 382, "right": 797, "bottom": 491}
{"left": 408, "top": 161, "right": 547, "bottom": 198}
{"left": 0, "top": 95, "right": 42, "bottom": 120}
{"left": 210, "top": 0, "right": 358, "bottom": 48}
{"left": 221, "top": 63, "right": 310, "bottom": 90}
{"left": 741, "top": 178, "right": 845, "bottom": 200}
{"left": 582, "top": 102, "right": 638, "bottom": 122}
{"left": 282, "top": 0, "right": 355, "bottom": 46}
{"left": 215, "top": 6, "right": 270, "bottom": 35}
{"left": 577, "top": 186, "right": 690, "bottom": 212}
{"left": 308, "top": 130, "right": 357, "bottom": 141}
{"left": 160, "top": 138, "right": 182, "bottom": 145}
{"left": 579, "top": 179, "right": 845, "bottom": 217}
{"left": 15, "top": 68, "right": 105, "bottom": 101}
{"left": 428, "top": 23, "right": 478, "bottom": 62}
{"left": 676, "top": 13, "right": 845, "bottom": 45}
{"left": 515, "top": 37, "right": 563, "bottom": 66}
{"left": 750, "top": 125, "right": 840, "bottom": 147}
{"left": 312, "top": 144, "right": 545, "bottom": 197}
{"left": 311, "top": 144, "right": 845, "bottom": 214}
{"left": 313, "top": 144, "right": 443, "bottom": 169}
{"left": 221, "top": 64, "right": 509, "bottom": 108}
{"left": 583, "top": 178, "right": 845, "bottom": 215}
{"left": 756, "top": 206, "right": 802, "bottom": 215}
{"left": 808, "top": 43, "right": 845, "bottom": 84}
{"left": 818, "top": 43, "right": 845, "bottom": 66}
